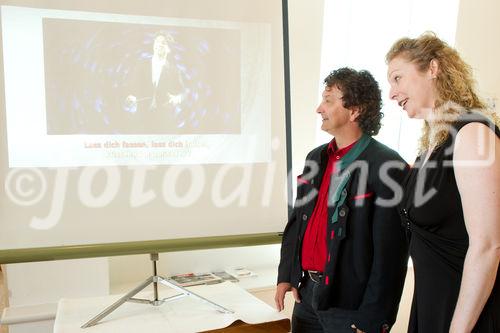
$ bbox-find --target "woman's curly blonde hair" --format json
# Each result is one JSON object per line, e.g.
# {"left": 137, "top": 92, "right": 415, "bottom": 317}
{"left": 386, "top": 32, "right": 500, "bottom": 153}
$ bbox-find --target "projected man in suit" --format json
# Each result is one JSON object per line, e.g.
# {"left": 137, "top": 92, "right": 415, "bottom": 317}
{"left": 122, "top": 33, "right": 184, "bottom": 133}
{"left": 275, "top": 68, "right": 409, "bottom": 333}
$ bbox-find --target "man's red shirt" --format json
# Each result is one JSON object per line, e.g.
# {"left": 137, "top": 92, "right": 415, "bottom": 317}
{"left": 301, "top": 139, "right": 357, "bottom": 272}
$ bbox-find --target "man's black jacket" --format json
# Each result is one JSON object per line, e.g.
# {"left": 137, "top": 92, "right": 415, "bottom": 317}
{"left": 278, "top": 137, "right": 409, "bottom": 333}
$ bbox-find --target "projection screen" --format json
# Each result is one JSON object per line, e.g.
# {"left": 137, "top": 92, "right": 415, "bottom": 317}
{"left": 0, "top": 0, "right": 291, "bottom": 263}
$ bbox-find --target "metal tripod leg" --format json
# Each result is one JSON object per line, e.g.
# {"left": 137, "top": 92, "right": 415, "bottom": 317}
{"left": 81, "top": 253, "right": 233, "bottom": 328}
{"left": 81, "top": 276, "right": 154, "bottom": 328}
{"left": 157, "top": 277, "right": 233, "bottom": 314}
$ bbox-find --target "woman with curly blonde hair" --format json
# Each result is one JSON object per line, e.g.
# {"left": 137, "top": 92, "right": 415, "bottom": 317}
{"left": 386, "top": 32, "right": 500, "bottom": 332}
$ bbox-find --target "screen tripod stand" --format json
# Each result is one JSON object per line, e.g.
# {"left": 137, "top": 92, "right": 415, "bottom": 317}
{"left": 81, "top": 253, "right": 234, "bottom": 328}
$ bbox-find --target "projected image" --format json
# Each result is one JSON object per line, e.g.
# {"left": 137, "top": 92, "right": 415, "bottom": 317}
{"left": 2, "top": 5, "right": 271, "bottom": 167}
{"left": 43, "top": 19, "right": 241, "bottom": 135}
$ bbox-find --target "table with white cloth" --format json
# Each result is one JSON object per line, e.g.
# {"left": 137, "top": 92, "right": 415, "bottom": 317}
{"left": 54, "top": 281, "right": 290, "bottom": 333}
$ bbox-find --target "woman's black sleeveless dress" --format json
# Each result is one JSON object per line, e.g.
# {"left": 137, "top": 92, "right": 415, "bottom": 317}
{"left": 399, "top": 113, "right": 500, "bottom": 332}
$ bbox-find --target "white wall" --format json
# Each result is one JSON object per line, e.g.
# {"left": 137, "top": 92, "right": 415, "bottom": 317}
{"left": 288, "top": 0, "right": 325, "bottom": 175}
{"left": 455, "top": 0, "right": 500, "bottom": 110}
{"left": 3, "top": 258, "right": 108, "bottom": 333}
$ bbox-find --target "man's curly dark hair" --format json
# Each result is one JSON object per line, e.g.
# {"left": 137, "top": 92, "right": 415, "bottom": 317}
{"left": 324, "top": 67, "right": 383, "bottom": 136}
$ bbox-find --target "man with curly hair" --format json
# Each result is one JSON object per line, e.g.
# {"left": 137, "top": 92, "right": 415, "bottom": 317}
{"left": 275, "top": 68, "right": 409, "bottom": 333}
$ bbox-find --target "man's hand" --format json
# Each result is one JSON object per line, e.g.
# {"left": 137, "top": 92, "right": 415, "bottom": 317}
{"left": 274, "top": 282, "right": 300, "bottom": 311}
{"left": 168, "top": 93, "right": 183, "bottom": 105}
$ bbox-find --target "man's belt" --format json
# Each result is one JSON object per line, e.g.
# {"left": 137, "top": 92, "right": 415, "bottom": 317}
{"left": 307, "top": 270, "right": 323, "bottom": 283}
